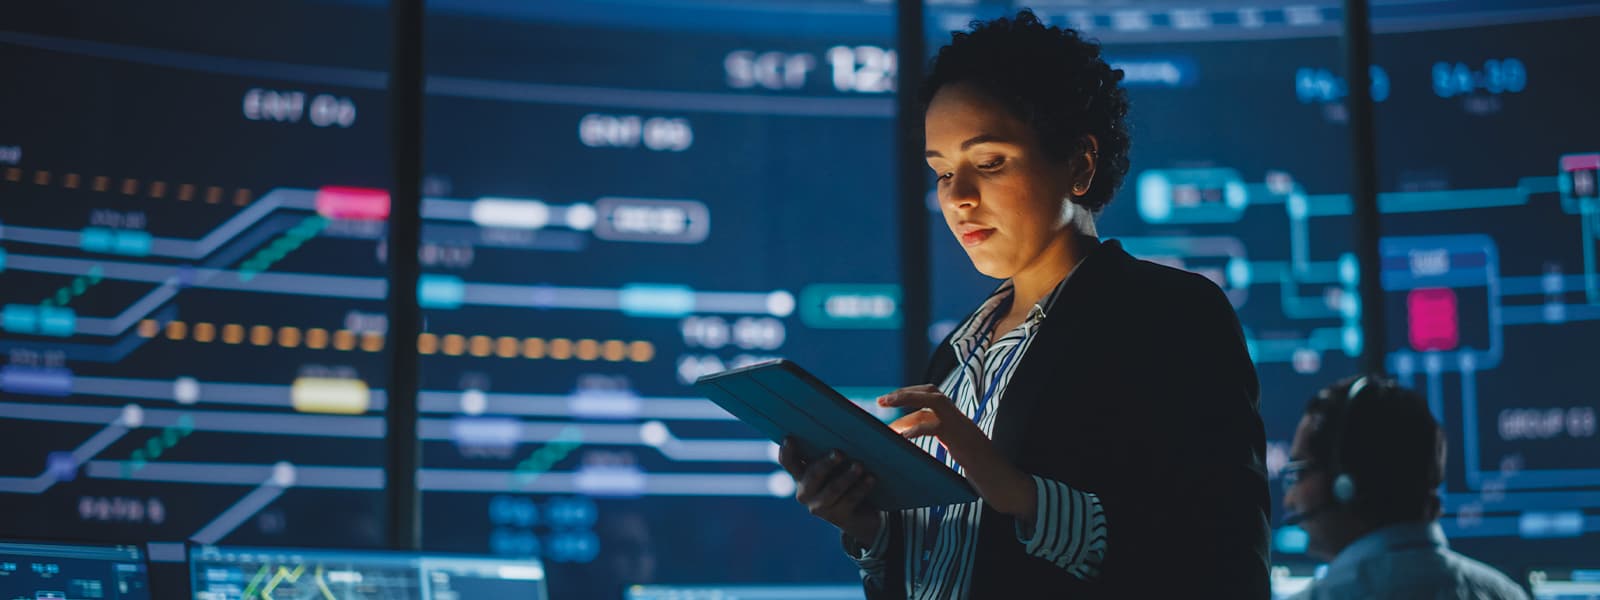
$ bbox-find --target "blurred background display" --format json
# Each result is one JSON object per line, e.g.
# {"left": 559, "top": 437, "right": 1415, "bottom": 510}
{"left": 1, "top": 0, "right": 1595, "bottom": 597}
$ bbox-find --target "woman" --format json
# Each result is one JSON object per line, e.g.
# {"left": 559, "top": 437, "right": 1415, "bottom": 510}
{"left": 777, "top": 11, "right": 1270, "bottom": 598}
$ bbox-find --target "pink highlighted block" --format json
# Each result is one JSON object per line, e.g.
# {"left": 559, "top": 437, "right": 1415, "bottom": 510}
{"left": 1561, "top": 153, "right": 1600, "bottom": 172}
{"left": 1407, "top": 287, "right": 1459, "bottom": 352}
{"left": 315, "top": 186, "right": 390, "bottom": 221}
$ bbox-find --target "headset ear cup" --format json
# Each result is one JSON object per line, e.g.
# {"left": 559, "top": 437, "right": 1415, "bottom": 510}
{"left": 1333, "top": 473, "right": 1357, "bottom": 504}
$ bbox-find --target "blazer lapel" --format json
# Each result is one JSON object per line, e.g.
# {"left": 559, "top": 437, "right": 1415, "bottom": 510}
{"left": 983, "top": 239, "right": 1132, "bottom": 464}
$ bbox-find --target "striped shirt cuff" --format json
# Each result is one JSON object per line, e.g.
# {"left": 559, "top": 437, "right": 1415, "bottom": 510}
{"left": 842, "top": 511, "right": 892, "bottom": 584}
{"left": 1015, "top": 475, "right": 1108, "bottom": 580}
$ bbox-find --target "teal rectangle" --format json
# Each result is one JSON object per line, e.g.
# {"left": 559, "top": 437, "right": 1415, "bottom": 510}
{"left": 112, "top": 230, "right": 152, "bottom": 256}
{"left": 0, "top": 248, "right": 7, "bottom": 272}
{"left": 80, "top": 227, "right": 114, "bottom": 253}
{"left": 619, "top": 284, "right": 694, "bottom": 318}
{"left": 38, "top": 307, "right": 75, "bottom": 337}
{"left": 418, "top": 275, "right": 465, "bottom": 309}
{"left": 2, "top": 305, "right": 38, "bottom": 334}
{"left": 799, "top": 284, "right": 902, "bottom": 329}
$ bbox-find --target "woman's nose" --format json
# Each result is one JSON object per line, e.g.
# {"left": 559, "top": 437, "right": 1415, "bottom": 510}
{"left": 944, "top": 171, "right": 979, "bottom": 209}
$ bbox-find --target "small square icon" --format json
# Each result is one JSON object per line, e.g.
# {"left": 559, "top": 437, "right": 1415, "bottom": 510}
{"left": 1408, "top": 287, "right": 1459, "bottom": 352}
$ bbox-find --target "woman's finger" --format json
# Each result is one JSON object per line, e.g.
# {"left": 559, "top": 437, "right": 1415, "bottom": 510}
{"left": 796, "top": 450, "right": 846, "bottom": 502}
{"left": 777, "top": 438, "right": 805, "bottom": 480}
{"left": 877, "top": 390, "right": 952, "bottom": 410}
{"left": 810, "top": 461, "right": 865, "bottom": 514}
{"left": 889, "top": 410, "right": 940, "bottom": 438}
{"left": 837, "top": 471, "right": 876, "bottom": 511}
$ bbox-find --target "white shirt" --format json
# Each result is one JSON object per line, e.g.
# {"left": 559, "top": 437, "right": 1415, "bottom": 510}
{"left": 847, "top": 276, "right": 1108, "bottom": 598}
{"left": 1289, "top": 522, "right": 1528, "bottom": 600}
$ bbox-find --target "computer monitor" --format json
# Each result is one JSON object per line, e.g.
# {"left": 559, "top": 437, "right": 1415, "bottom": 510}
{"left": 1529, "top": 568, "right": 1600, "bottom": 600}
{"left": 189, "top": 545, "right": 547, "bottom": 600}
{"left": 624, "top": 584, "right": 865, "bottom": 600}
{"left": 0, "top": 539, "right": 151, "bottom": 600}
{"left": 1271, "top": 563, "right": 1325, "bottom": 599}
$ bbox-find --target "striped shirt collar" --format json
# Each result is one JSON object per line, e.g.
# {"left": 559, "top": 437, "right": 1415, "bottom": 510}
{"left": 948, "top": 267, "right": 1077, "bottom": 352}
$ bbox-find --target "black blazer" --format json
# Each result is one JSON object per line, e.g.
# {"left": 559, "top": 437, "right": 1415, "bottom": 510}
{"left": 866, "top": 239, "right": 1271, "bottom": 599}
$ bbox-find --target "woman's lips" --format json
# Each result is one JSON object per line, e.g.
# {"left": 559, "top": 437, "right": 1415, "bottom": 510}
{"left": 960, "top": 228, "right": 995, "bottom": 246}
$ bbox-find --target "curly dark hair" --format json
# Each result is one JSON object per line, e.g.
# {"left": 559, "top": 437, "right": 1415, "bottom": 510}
{"left": 919, "top": 9, "right": 1131, "bottom": 213}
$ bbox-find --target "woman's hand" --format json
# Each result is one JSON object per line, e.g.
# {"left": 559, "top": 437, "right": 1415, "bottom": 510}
{"left": 880, "top": 384, "right": 1038, "bottom": 523}
{"left": 778, "top": 438, "right": 881, "bottom": 546}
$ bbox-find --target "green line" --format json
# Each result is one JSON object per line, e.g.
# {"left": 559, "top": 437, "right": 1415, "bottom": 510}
{"left": 242, "top": 564, "right": 270, "bottom": 599}
{"left": 238, "top": 215, "right": 328, "bottom": 281}
{"left": 39, "top": 265, "right": 105, "bottom": 307}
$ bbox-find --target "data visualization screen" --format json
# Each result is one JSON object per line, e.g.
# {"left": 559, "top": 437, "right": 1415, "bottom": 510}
{"left": 7, "top": 0, "right": 1597, "bottom": 595}
{"left": 0, "top": 0, "right": 392, "bottom": 550}
{"left": 189, "top": 545, "right": 547, "bottom": 600}
{"left": 0, "top": 540, "right": 150, "bottom": 600}
{"left": 1, "top": 1, "right": 903, "bottom": 595}
{"left": 415, "top": 3, "right": 901, "bottom": 596}
{"left": 1370, "top": 16, "right": 1600, "bottom": 567}
{"left": 1529, "top": 568, "right": 1600, "bottom": 600}
{"left": 923, "top": 1, "right": 1600, "bottom": 572}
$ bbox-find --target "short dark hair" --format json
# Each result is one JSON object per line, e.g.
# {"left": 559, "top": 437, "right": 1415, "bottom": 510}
{"left": 919, "top": 9, "right": 1132, "bottom": 213}
{"left": 1304, "top": 375, "right": 1447, "bottom": 526}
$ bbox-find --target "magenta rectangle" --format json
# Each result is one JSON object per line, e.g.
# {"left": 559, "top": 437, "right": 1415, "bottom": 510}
{"left": 315, "top": 186, "right": 391, "bottom": 221}
{"left": 1407, "top": 287, "right": 1459, "bottom": 352}
{"left": 1561, "top": 153, "right": 1600, "bottom": 172}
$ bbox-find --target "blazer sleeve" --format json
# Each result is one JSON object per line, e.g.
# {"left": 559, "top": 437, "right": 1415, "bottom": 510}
{"left": 1091, "top": 274, "right": 1272, "bottom": 598}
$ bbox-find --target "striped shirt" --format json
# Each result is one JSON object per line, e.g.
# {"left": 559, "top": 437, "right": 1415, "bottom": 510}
{"left": 847, "top": 276, "right": 1109, "bottom": 598}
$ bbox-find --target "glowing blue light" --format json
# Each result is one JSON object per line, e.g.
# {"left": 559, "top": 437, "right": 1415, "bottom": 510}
{"left": 1137, "top": 171, "right": 1173, "bottom": 223}
{"left": 619, "top": 284, "right": 695, "bottom": 318}
{"left": 1275, "top": 526, "right": 1309, "bottom": 554}
{"left": 418, "top": 275, "right": 465, "bottom": 309}
{"left": 1339, "top": 253, "right": 1359, "bottom": 285}
{"left": 1343, "top": 325, "right": 1363, "bottom": 358}
{"left": 1227, "top": 257, "right": 1252, "bottom": 289}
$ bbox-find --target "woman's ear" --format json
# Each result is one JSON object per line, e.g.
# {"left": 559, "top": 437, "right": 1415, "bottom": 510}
{"left": 1070, "top": 134, "right": 1100, "bottom": 197}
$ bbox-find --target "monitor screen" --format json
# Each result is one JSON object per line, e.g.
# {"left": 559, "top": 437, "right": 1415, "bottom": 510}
{"left": 0, "top": 540, "right": 150, "bottom": 600}
{"left": 1529, "top": 568, "right": 1600, "bottom": 600}
{"left": 625, "top": 583, "right": 865, "bottom": 600}
{"left": 188, "top": 545, "right": 546, "bottom": 600}
{"left": 1271, "top": 563, "right": 1325, "bottom": 599}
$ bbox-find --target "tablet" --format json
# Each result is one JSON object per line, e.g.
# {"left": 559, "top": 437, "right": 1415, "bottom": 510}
{"left": 694, "top": 359, "right": 977, "bottom": 510}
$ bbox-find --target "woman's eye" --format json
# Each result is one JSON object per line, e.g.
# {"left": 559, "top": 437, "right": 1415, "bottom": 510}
{"left": 937, "top": 172, "right": 954, "bottom": 181}
{"left": 977, "top": 157, "right": 1006, "bottom": 170}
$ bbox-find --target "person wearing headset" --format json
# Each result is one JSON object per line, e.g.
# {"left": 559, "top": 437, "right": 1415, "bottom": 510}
{"left": 776, "top": 11, "right": 1271, "bottom": 598}
{"left": 1281, "top": 375, "right": 1527, "bottom": 600}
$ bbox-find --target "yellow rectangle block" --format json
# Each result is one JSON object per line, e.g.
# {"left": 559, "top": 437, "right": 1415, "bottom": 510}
{"left": 290, "top": 377, "right": 371, "bottom": 415}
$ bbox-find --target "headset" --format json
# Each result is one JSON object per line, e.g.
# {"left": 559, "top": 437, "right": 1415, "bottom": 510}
{"left": 1283, "top": 374, "right": 1395, "bottom": 526}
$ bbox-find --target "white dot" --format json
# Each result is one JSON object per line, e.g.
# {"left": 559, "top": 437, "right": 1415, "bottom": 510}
{"left": 766, "top": 291, "right": 795, "bottom": 318}
{"left": 767, "top": 471, "right": 796, "bottom": 497}
{"left": 639, "top": 421, "right": 669, "bottom": 447}
{"left": 1287, "top": 193, "right": 1308, "bottom": 220}
{"left": 174, "top": 377, "right": 200, "bottom": 405}
{"left": 121, "top": 404, "right": 144, "bottom": 428}
{"left": 461, "top": 389, "right": 487, "bottom": 416}
{"left": 565, "top": 203, "right": 598, "bottom": 231}
{"left": 272, "top": 461, "right": 296, "bottom": 487}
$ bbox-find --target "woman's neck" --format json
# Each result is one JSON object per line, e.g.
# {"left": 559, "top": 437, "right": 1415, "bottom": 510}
{"left": 1008, "top": 231, "right": 1095, "bottom": 313}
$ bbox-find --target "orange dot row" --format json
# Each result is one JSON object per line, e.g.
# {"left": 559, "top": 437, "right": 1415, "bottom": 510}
{"left": 136, "top": 319, "right": 654, "bottom": 362}
{"left": 4, "top": 168, "right": 252, "bottom": 206}
{"left": 416, "top": 333, "right": 652, "bottom": 362}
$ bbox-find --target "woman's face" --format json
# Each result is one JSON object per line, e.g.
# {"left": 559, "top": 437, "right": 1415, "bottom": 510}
{"left": 924, "top": 81, "right": 1083, "bottom": 280}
